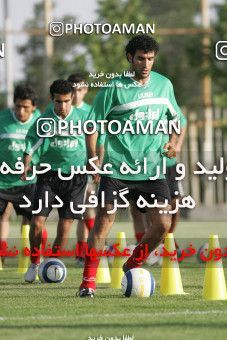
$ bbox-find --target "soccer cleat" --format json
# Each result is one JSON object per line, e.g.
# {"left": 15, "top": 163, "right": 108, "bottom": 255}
{"left": 24, "top": 263, "right": 39, "bottom": 283}
{"left": 76, "top": 287, "right": 95, "bottom": 298}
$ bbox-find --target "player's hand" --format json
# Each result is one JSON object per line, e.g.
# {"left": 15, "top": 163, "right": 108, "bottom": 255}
{"left": 163, "top": 142, "right": 176, "bottom": 159}
{"left": 86, "top": 159, "right": 100, "bottom": 184}
{"left": 21, "top": 165, "right": 32, "bottom": 181}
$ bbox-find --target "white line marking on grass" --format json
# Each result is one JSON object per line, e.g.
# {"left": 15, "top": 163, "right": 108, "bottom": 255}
{"left": 1, "top": 310, "right": 227, "bottom": 321}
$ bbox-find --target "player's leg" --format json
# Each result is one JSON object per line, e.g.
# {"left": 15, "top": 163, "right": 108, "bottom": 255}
{"left": 20, "top": 216, "right": 47, "bottom": 248}
{"left": 76, "top": 219, "right": 89, "bottom": 264}
{"left": 123, "top": 179, "right": 171, "bottom": 271}
{"left": 166, "top": 165, "right": 183, "bottom": 247}
{"left": 0, "top": 202, "right": 13, "bottom": 265}
{"left": 83, "top": 183, "right": 96, "bottom": 231}
{"left": 24, "top": 215, "right": 47, "bottom": 282}
{"left": 78, "top": 176, "right": 128, "bottom": 296}
{"left": 20, "top": 215, "right": 49, "bottom": 250}
{"left": 130, "top": 201, "right": 147, "bottom": 243}
{"left": 169, "top": 197, "right": 180, "bottom": 233}
{"left": 76, "top": 183, "right": 96, "bottom": 263}
{"left": 52, "top": 218, "right": 74, "bottom": 254}
{"left": 76, "top": 215, "right": 95, "bottom": 261}
{"left": 79, "top": 204, "right": 116, "bottom": 296}
{"left": 0, "top": 202, "right": 13, "bottom": 244}
{"left": 0, "top": 202, "right": 13, "bottom": 239}
{"left": 29, "top": 215, "right": 47, "bottom": 262}
{"left": 123, "top": 206, "right": 171, "bottom": 271}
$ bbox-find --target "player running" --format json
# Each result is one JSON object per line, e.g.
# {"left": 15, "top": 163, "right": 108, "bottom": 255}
{"left": 0, "top": 85, "right": 43, "bottom": 263}
{"left": 67, "top": 73, "right": 104, "bottom": 265}
{"left": 131, "top": 111, "right": 187, "bottom": 249}
{"left": 78, "top": 34, "right": 183, "bottom": 297}
{"left": 23, "top": 79, "right": 88, "bottom": 282}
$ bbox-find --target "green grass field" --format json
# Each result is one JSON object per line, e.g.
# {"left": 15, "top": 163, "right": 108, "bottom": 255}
{"left": 1, "top": 220, "right": 227, "bottom": 340}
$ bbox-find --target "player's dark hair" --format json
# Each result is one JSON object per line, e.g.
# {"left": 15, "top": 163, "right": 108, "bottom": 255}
{"left": 49, "top": 79, "right": 74, "bottom": 99}
{"left": 125, "top": 34, "right": 159, "bottom": 60}
{"left": 67, "top": 73, "right": 86, "bottom": 85}
{"left": 13, "top": 85, "right": 37, "bottom": 105}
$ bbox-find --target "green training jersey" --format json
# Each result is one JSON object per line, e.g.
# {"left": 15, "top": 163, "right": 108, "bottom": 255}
{"left": 25, "top": 106, "right": 87, "bottom": 173}
{"left": 0, "top": 108, "right": 40, "bottom": 189}
{"left": 78, "top": 101, "right": 91, "bottom": 113}
{"left": 44, "top": 101, "right": 105, "bottom": 146}
{"left": 88, "top": 71, "right": 183, "bottom": 180}
{"left": 79, "top": 101, "right": 106, "bottom": 146}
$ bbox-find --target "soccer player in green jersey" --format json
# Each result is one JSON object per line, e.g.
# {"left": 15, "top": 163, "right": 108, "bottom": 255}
{"left": 78, "top": 34, "right": 181, "bottom": 297}
{"left": 67, "top": 73, "right": 98, "bottom": 265}
{"left": 130, "top": 110, "right": 187, "bottom": 262}
{"left": 23, "top": 80, "right": 88, "bottom": 282}
{"left": 0, "top": 85, "right": 40, "bottom": 262}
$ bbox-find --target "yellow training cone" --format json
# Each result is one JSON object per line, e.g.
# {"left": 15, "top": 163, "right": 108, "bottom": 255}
{"left": 96, "top": 251, "right": 111, "bottom": 284}
{"left": 203, "top": 234, "right": 227, "bottom": 300}
{"left": 160, "top": 233, "right": 186, "bottom": 295}
{"left": 110, "top": 232, "right": 127, "bottom": 289}
{"left": 18, "top": 224, "right": 30, "bottom": 274}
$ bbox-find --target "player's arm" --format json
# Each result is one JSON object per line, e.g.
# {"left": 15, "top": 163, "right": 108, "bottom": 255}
{"left": 86, "top": 131, "right": 98, "bottom": 159}
{"left": 164, "top": 124, "right": 186, "bottom": 159}
{"left": 96, "top": 133, "right": 105, "bottom": 166}
{"left": 21, "top": 153, "right": 32, "bottom": 181}
{"left": 174, "top": 126, "right": 186, "bottom": 153}
{"left": 21, "top": 117, "right": 44, "bottom": 180}
{"left": 86, "top": 131, "right": 100, "bottom": 183}
{"left": 163, "top": 135, "right": 177, "bottom": 159}
{"left": 85, "top": 85, "right": 114, "bottom": 180}
{"left": 167, "top": 111, "right": 187, "bottom": 156}
{"left": 164, "top": 80, "right": 186, "bottom": 158}
{"left": 97, "top": 144, "right": 105, "bottom": 166}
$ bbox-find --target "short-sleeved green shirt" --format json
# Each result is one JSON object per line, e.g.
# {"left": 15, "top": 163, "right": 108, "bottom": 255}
{"left": 0, "top": 108, "right": 40, "bottom": 189}
{"left": 25, "top": 106, "right": 87, "bottom": 173}
{"left": 88, "top": 71, "right": 183, "bottom": 180}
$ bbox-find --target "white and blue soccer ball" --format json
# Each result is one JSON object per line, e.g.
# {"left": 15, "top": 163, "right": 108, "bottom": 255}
{"left": 121, "top": 268, "right": 155, "bottom": 297}
{"left": 38, "top": 258, "right": 67, "bottom": 283}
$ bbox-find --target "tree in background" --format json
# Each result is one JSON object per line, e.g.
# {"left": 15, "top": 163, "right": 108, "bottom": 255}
{"left": 17, "top": 2, "right": 79, "bottom": 109}
{"left": 18, "top": 0, "right": 226, "bottom": 111}
{"left": 142, "top": 0, "right": 201, "bottom": 108}
{"left": 212, "top": 2, "right": 227, "bottom": 107}
{"left": 186, "top": 2, "right": 227, "bottom": 109}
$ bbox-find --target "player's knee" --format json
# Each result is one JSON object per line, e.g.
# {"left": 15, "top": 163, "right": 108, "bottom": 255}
{"left": 93, "top": 228, "right": 106, "bottom": 240}
{"left": 156, "top": 216, "right": 171, "bottom": 235}
{"left": 31, "top": 218, "right": 45, "bottom": 234}
{"left": 162, "top": 221, "right": 171, "bottom": 233}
